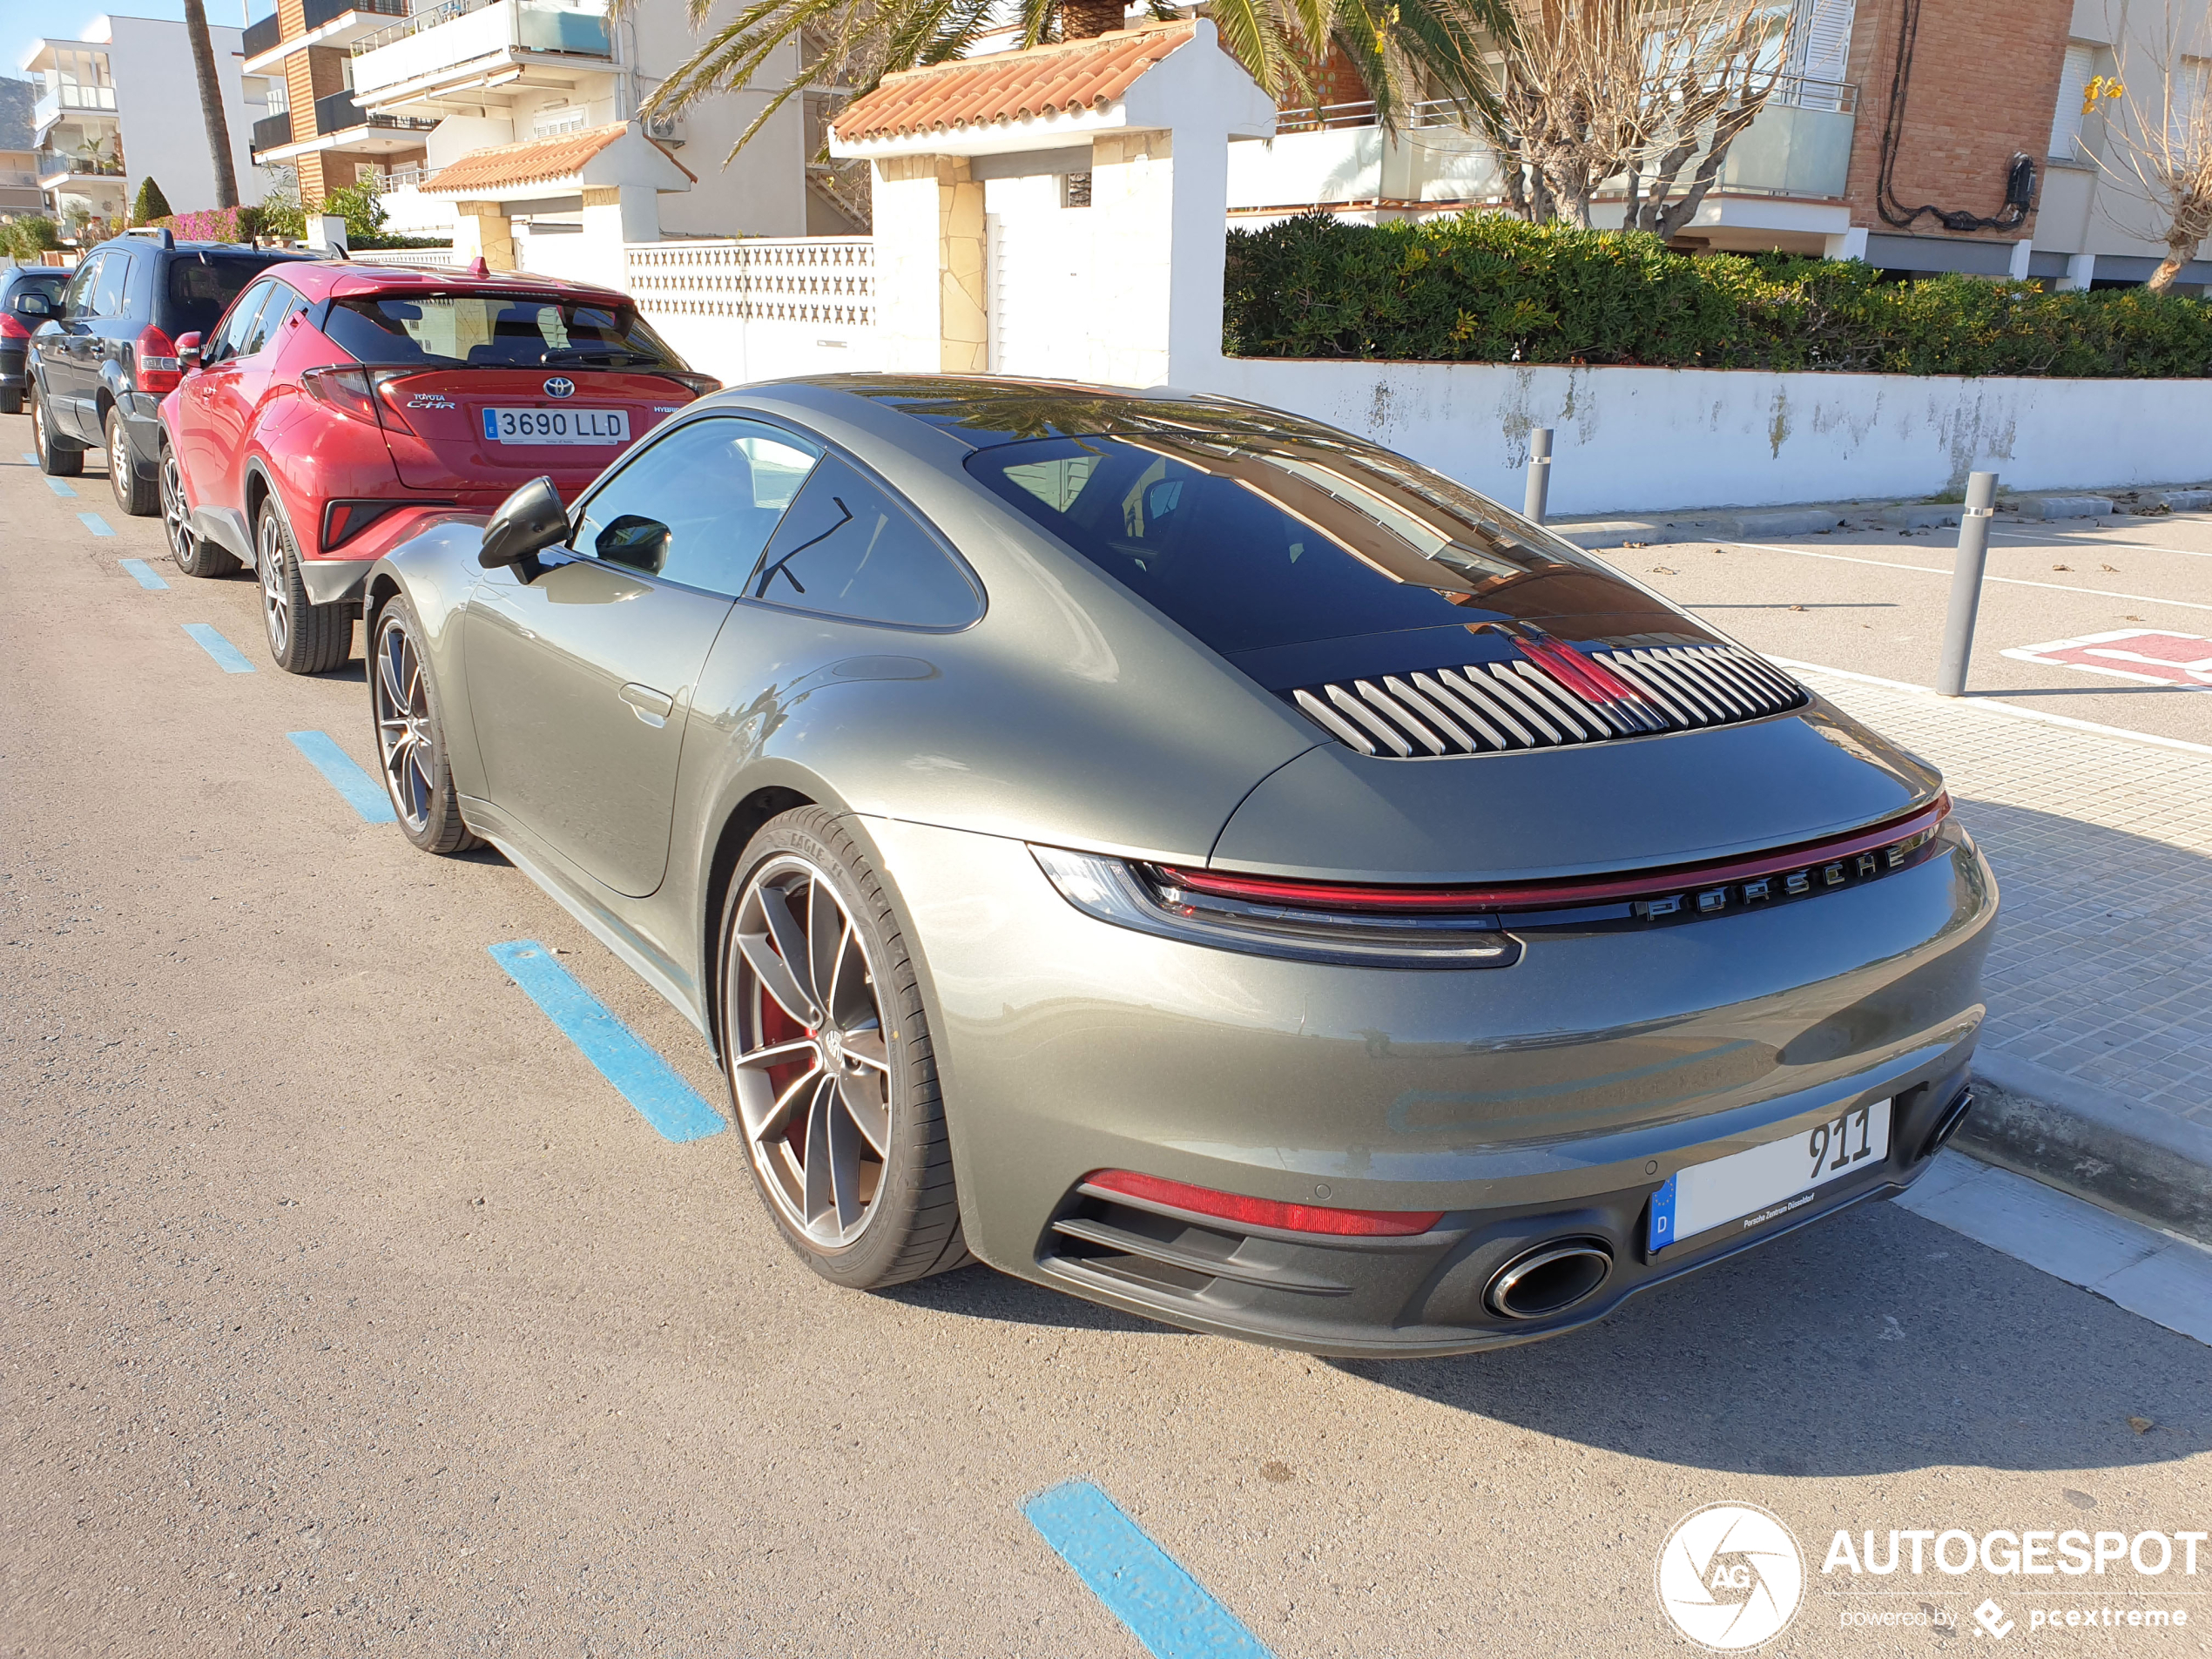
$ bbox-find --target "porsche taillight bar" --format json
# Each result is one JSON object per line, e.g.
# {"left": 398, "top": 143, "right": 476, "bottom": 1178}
{"left": 1156, "top": 794, "right": 1952, "bottom": 915}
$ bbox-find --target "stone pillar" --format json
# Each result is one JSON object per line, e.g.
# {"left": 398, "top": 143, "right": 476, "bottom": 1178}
{"left": 452, "top": 199, "right": 516, "bottom": 271}
{"left": 2057, "top": 252, "right": 2096, "bottom": 291}
{"left": 2008, "top": 239, "right": 2033, "bottom": 281}
{"left": 579, "top": 185, "right": 658, "bottom": 292}
{"left": 871, "top": 154, "right": 986, "bottom": 374}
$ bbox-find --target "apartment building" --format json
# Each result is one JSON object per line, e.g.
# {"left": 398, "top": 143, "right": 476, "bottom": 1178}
{"left": 18, "top": 16, "right": 272, "bottom": 234}
{"left": 2033, "top": 0, "right": 2212, "bottom": 290}
{"left": 245, "top": 0, "right": 822, "bottom": 239}
{"left": 1224, "top": 0, "right": 2203, "bottom": 290}
{"left": 1, "top": 78, "right": 46, "bottom": 218}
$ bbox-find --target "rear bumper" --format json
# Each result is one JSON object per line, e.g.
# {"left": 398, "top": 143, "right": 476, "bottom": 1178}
{"left": 856, "top": 813, "right": 1999, "bottom": 1357}
{"left": 300, "top": 502, "right": 488, "bottom": 607}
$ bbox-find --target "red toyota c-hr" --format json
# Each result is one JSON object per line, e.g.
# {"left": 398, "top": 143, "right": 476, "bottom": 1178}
{"left": 158, "top": 260, "right": 715, "bottom": 672}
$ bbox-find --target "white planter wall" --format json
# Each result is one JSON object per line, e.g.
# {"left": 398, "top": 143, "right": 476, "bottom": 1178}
{"left": 1192, "top": 356, "right": 2212, "bottom": 515}
{"left": 624, "top": 239, "right": 879, "bottom": 385}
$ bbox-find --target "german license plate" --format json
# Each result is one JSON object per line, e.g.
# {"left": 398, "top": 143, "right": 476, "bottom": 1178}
{"left": 481, "top": 407, "right": 630, "bottom": 445}
{"left": 1648, "top": 1096, "right": 1892, "bottom": 1252}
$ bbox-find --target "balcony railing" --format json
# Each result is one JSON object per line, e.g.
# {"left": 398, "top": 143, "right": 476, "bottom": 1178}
{"left": 247, "top": 0, "right": 407, "bottom": 58}
{"left": 37, "top": 149, "right": 125, "bottom": 181}
{"left": 353, "top": 0, "right": 608, "bottom": 57}
{"left": 252, "top": 111, "right": 294, "bottom": 152}
{"left": 380, "top": 162, "right": 441, "bottom": 190}
{"left": 312, "top": 89, "right": 439, "bottom": 136}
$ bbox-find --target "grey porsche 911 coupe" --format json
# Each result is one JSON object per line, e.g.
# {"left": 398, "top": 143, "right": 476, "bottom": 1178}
{"left": 364, "top": 375, "right": 1994, "bottom": 1357}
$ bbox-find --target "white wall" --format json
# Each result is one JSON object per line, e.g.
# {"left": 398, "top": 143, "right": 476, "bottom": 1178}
{"left": 106, "top": 16, "right": 268, "bottom": 211}
{"left": 1192, "top": 355, "right": 2212, "bottom": 514}
{"left": 622, "top": 20, "right": 805, "bottom": 238}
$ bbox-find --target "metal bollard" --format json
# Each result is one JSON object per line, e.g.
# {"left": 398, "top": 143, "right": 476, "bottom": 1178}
{"left": 1936, "top": 471, "right": 1999, "bottom": 697}
{"left": 1523, "top": 427, "right": 1553, "bottom": 524}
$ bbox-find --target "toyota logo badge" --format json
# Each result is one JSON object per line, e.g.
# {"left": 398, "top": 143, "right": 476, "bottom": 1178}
{"left": 543, "top": 376, "right": 576, "bottom": 399}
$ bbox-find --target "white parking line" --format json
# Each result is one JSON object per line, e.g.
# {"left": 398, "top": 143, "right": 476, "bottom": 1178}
{"left": 1767, "top": 656, "right": 2212, "bottom": 758}
{"left": 1895, "top": 1151, "right": 2212, "bottom": 1346}
{"left": 1988, "top": 529, "right": 2212, "bottom": 560}
{"left": 1729, "top": 541, "right": 2212, "bottom": 614}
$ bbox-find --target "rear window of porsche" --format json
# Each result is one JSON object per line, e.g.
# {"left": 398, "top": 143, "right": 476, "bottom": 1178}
{"left": 965, "top": 433, "right": 1610, "bottom": 657}
{"left": 324, "top": 293, "right": 682, "bottom": 371}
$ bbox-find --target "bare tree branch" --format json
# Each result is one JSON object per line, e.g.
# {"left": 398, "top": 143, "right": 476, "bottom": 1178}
{"left": 2086, "top": 3, "right": 2212, "bottom": 292}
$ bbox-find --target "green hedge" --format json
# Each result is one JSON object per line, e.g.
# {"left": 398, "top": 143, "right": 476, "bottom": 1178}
{"left": 1223, "top": 214, "right": 2212, "bottom": 378}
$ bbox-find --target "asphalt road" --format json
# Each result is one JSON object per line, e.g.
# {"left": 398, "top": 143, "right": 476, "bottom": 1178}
{"left": 1627, "top": 515, "right": 2212, "bottom": 746}
{"left": 4, "top": 425, "right": 2208, "bottom": 1658}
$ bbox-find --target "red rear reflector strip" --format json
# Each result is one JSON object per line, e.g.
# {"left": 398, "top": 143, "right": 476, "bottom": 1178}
{"left": 1083, "top": 1170, "right": 1444, "bottom": 1238}
{"left": 1159, "top": 796, "right": 1950, "bottom": 915}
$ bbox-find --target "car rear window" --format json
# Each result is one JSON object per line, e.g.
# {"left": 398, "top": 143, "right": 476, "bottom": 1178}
{"left": 165, "top": 253, "right": 290, "bottom": 336}
{"left": 323, "top": 293, "right": 685, "bottom": 371}
{"left": 9, "top": 272, "right": 68, "bottom": 308}
{"left": 964, "top": 433, "right": 1612, "bottom": 657}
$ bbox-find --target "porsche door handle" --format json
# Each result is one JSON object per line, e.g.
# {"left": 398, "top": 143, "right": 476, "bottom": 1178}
{"left": 618, "top": 682, "right": 676, "bottom": 727}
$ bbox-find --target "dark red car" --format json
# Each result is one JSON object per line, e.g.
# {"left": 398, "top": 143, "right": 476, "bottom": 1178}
{"left": 158, "top": 260, "right": 715, "bottom": 672}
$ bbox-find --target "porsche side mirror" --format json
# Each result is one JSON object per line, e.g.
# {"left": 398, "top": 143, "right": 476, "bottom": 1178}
{"left": 480, "top": 476, "right": 569, "bottom": 570}
{"left": 175, "top": 332, "right": 203, "bottom": 371}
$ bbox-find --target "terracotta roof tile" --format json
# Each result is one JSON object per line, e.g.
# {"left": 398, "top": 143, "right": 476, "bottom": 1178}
{"left": 426, "top": 120, "right": 698, "bottom": 195}
{"left": 832, "top": 20, "right": 1196, "bottom": 144}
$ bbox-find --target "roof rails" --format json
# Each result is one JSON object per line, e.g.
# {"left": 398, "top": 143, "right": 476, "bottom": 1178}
{"left": 124, "top": 226, "right": 176, "bottom": 250}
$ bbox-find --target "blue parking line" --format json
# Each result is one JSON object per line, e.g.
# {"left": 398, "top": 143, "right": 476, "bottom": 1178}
{"left": 1023, "top": 1482, "right": 1278, "bottom": 1659}
{"left": 487, "top": 941, "right": 725, "bottom": 1143}
{"left": 78, "top": 511, "right": 115, "bottom": 536}
{"left": 19, "top": 452, "right": 35, "bottom": 465}
{"left": 287, "top": 732, "right": 396, "bottom": 824}
{"left": 181, "top": 624, "right": 256, "bottom": 673}
{"left": 119, "top": 557, "right": 169, "bottom": 590}
{"left": 47, "top": 477, "right": 76, "bottom": 497}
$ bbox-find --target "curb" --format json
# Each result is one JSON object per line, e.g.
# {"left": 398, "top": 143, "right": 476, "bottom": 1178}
{"left": 1959, "top": 1050, "right": 2212, "bottom": 1247}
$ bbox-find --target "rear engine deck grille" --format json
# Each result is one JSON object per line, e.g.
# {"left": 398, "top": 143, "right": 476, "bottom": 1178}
{"left": 1289, "top": 644, "right": 1807, "bottom": 759}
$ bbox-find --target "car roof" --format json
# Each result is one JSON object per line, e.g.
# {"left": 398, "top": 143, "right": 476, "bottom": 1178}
{"left": 264, "top": 260, "right": 626, "bottom": 304}
{"left": 745, "top": 374, "right": 1348, "bottom": 451}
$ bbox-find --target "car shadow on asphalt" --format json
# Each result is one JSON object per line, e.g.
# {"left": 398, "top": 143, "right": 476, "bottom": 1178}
{"left": 1332, "top": 1195, "right": 2211, "bottom": 1478}
{"left": 879, "top": 1264, "right": 1191, "bottom": 1339}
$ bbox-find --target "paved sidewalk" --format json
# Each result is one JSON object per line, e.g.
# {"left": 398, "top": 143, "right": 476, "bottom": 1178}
{"left": 1787, "top": 662, "right": 2212, "bottom": 1234}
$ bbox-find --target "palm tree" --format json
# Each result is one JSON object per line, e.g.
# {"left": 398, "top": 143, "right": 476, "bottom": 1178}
{"left": 616, "top": 0, "right": 1507, "bottom": 169}
{"left": 183, "top": 0, "right": 239, "bottom": 210}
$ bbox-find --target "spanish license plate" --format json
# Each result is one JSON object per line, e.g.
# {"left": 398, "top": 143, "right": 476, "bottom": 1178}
{"left": 480, "top": 407, "right": 630, "bottom": 445}
{"left": 1648, "top": 1096, "right": 1892, "bottom": 1252}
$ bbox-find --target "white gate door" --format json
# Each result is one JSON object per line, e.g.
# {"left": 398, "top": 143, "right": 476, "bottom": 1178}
{"left": 988, "top": 206, "right": 1094, "bottom": 379}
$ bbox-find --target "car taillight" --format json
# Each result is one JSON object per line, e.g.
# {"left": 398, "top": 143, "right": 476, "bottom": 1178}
{"left": 1082, "top": 1170, "right": 1444, "bottom": 1238}
{"left": 301, "top": 365, "right": 382, "bottom": 424}
{"left": 1029, "top": 846, "right": 1520, "bottom": 969}
{"left": 136, "top": 325, "right": 181, "bottom": 394}
{"left": 0, "top": 312, "right": 30, "bottom": 341}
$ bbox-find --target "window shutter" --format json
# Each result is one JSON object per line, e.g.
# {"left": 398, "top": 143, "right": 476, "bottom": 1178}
{"left": 2050, "top": 44, "right": 2094, "bottom": 159}
{"left": 1785, "top": 0, "right": 1858, "bottom": 87}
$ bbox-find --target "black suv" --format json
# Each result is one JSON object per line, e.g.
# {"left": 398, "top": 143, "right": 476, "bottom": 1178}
{"left": 27, "top": 229, "right": 314, "bottom": 516}
{"left": 2, "top": 264, "right": 74, "bottom": 415}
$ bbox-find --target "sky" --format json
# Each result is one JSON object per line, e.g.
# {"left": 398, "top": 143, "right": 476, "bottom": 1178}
{"left": 3, "top": 0, "right": 276, "bottom": 78}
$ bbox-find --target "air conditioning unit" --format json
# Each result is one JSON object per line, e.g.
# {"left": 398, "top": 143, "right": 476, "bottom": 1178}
{"left": 644, "top": 113, "right": 685, "bottom": 147}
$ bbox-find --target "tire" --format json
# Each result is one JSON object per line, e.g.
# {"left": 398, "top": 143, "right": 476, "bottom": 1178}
{"left": 30, "top": 381, "right": 81, "bottom": 476}
{"left": 161, "top": 440, "right": 238, "bottom": 577}
{"left": 0, "top": 386, "right": 20, "bottom": 416}
{"left": 256, "top": 497, "right": 350, "bottom": 674}
{"left": 368, "top": 590, "right": 481, "bottom": 855}
{"left": 719, "top": 807, "right": 971, "bottom": 1290}
{"left": 105, "top": 407, "right": 158, "bottom": 516}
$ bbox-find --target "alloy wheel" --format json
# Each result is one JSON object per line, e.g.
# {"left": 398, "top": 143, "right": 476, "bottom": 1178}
{"left": 31, "top": 392, "right": 46, "bottom": 454}
{"left": 727, "top": 856, "right": 894, "bottom": 1250}
{"left": 372, "top": 613, "right": 434, "bottom": 833}
{"left": 160, "top": 449, "right": 194, "bottom": 563}
{"left": 258, "top": 513, "right": 290, "bottom": 656}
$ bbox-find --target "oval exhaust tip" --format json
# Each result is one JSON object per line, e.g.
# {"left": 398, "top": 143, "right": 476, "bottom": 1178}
{"left": 1925, "top": 1088, "right": 1975, "bottom": 1156}
{"left": 1485, "top": 1238, "right": 1615, "bottom": 1321}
